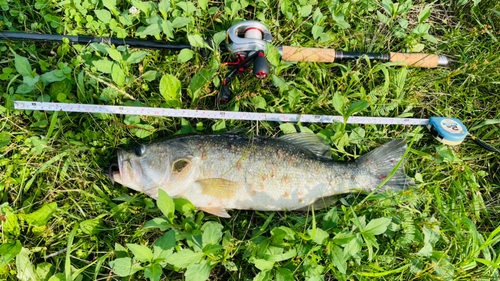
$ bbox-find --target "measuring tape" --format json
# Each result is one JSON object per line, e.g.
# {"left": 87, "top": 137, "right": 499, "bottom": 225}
{"left": 13, "top": 101, "right": 498, "bottom": 151}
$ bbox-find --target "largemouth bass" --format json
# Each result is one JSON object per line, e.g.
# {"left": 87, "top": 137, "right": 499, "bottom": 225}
{"left": 111, "top": 133, "right": 412, "bottom": 217}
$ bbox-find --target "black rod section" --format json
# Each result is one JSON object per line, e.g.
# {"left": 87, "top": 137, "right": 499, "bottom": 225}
{"left": 0, "top": 32, "right": 228, "bottom": 53}
{"left": 335, "top": 51, "right": 390, "bottom": 61}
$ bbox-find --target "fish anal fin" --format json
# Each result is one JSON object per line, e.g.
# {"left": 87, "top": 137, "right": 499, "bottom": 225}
{"left": 198, "top": 207, "right": 231, "bottom": 218}
{"left": 197, "top": 178, "right": 239, "bottom": 199}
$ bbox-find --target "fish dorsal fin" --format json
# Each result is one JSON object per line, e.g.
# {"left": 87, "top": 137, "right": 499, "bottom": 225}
{"left": 198, "top": 207, "right": 231, "bottom": 218}
{"left": 197, "top": 178, "right": 239, "bottom": 199}
{"left": 278, "top": 132, "right": 332, "bottom": 160}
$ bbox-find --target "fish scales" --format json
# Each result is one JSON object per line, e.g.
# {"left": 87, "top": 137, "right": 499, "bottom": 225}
{"left": 112, "top": 133, "right": 412, "bottom": 217}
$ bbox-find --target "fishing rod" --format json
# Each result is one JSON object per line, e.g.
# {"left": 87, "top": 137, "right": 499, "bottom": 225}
{"left": 1, "top": 21, "right": 449, "bottom": 103}
{"left": 13, "top": 101, "right": 498, "bottom": 153}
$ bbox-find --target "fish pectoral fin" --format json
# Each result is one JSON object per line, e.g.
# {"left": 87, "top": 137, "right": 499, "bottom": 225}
{"left": 196, "top": 178, "right": 239, "bottom": 199}
{"left": 198, "top": 207, "right": 231, "bottom": 218}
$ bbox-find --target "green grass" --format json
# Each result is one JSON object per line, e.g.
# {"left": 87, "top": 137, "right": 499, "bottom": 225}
{"left": 1, "top": 0, "right": 500, "bottom": 280}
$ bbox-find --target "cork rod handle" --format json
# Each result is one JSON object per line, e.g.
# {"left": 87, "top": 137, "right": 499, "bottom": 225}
{"left": 281, "top": 46, "right": 336, "bottom": 63}
{"left": 389, "top": 52, "right": 440, "bottom": 68}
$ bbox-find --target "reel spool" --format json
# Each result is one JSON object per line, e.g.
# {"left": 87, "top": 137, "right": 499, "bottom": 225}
{"left": 225, "top": 21, "right": 273, "bottom": 57}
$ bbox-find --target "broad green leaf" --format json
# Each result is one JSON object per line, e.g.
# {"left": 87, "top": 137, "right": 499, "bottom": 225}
{"left": 141, "top": 24, "right": 161, "bottom": 37}
{"left": 157, "top": 189, "right": 175, "bottom": 221}
{"left": 423, "top": 34, "right": 438, "bottom": 43}
{"left": 41, "top": 69, "right": 66, "bottom": 83}
{"left": 211, "top": 119, "right": 226, "bottom": 133}
{"left": 111, "top": 63, "right": 125, "bottom": 86}
{"left": 174, "top": 198, "right": 196, "bottom": 216}
{"left": 103, "top": 0, "right": 117, "bottom": 12}
{"left": 0, "top": 240, "right": 22, "bottom": 267}
{"left": 25, "top": 202, "right": 57, "bottom": 226}
{"left": 23, "top": 75, "right": 39, "bottom": 87}
{"left": 153, "top": 230, "right": 176, "bottom": 260}
{"left": 142, "top": 70, "right": 158, "bottom": 81}
{"left": 159, "top": 0, "right": 170, "bottom": 19}
{"left": 288, "top": 88, "right": 301, "bottom": 109}
{"left": 254, "top": 270, "right": 271, "bottom": 281}
{"left": 346, "top": 100, "right": 369, "bottom": 118}
{"left": 202, "top": 221, "right": 223, "bottom": 247}
{"left": 106, "top": 47, "right": 122, "bottom": 62}
{"left": 311, "top": 25, "right": 324, "bottom": 40}
{"left": 276, "top": 268, "right": 294, "bottom": 281}
{"left": 188, "top": 34, "right": 208, "bottom": 48}
{"left": 363, "top": 217, "right": 391, "bottom": 235}
{"left": 144, "top": 217, "right": 171, "bottom": 231}
{"left": 144, "top": 264, "right": 162, "bottom": 281}
{"left": 328, "top": 243, "right": 346, "bottom": 274}
{"left": 264, "top": 248, "right": 296, "bottom": 262}
{"left": 172, "top": 17, "right": 191, "bottom": 28}
{"left": 161, "top": 20, "right": 174, "bottom": 38}
{"left": 132, "top": 0, "right": 151, "bottom": 15}
{"left": 16, "top": 248, "right": 37, "bottom": 281}
{"left": 213, "top": 31, "right": 226, "bottom": 47}
{"left": 92, "top": 60, "right": 114, "bottom": 74}
{"left": 16, "top": 83, "right": 33, "bottom": 94}
{"left": 280, "top": 123, "right": 297, "bottom": 134}
{"left": 309, "top": 228, "right": 329, "bottom": 245}
{"left": 265, "top": 43, "right": 281, "bottom": 67}
{"left": 252, "top": 96, "right": 266, "bottom": 109}
{"left": 36, "top": 262, "right": 55, "bottom": 281}
{"left": 272, "top": 75, "right": 289, "bottom": 91}
{"left": 127, "top": 51, "right": 149, "bottom": 64}
{"left": 322, "top": 207, "right": 338, "bottom": 230}
{"left": 189, "top": 68, "right": 211, "bottom": 99}
{"left": 198, "top": 0, "right": 208, "bottom": 11}
{"left": 134, "top": 126, "right": 156, "bottom": 138}
{"left": 48, "top": 273, "right": 65, "bottom": 281}
{"left": 377, "top": 11, "right": 390, "bottom": 25}
{"left": 126, "top": 243, "right": 153, "bottom": 262}
{"left": 109, "top": 257, "right": 135, "bottom": 276}
{"left": 15, "top": 54, "right": 32, "bottom": 77}
{"left": 418, "top": 5, "right": 431, "bottom": 24}
{"left": 0, "top": 131, "right": 11, "bottom": 149}
{"left": 184, "top": 260, "right": 210, "bottom": 281}
{"left": 177, "top": 49, "right": 194, "bottom": 63}
{"left": 300, "top": 5, "right": 312, "bottom": 17}
{"left": 95, "top": 9, "right": 111, "bottom": 24}
{"left": 159, "top": 74, "right": 181, "bottom": 103}
{"left": 332, "top": 92, "right": 345, "bottom": 115}
{"left": 165, "top": 249, "right": 204, "bottom": 268}
{"left": 4, "top": 212, "right": 20, "bottom": 237}
{"left": 313, "top": 8, "right": 324, "bottom": 24}
{"left": 344, "top": 233, "right": 363, "bottom": 258}
{"left": 249, "top": 257, "right": 274, "bottom": 271}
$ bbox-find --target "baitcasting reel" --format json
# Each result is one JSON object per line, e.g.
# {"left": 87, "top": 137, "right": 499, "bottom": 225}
{"left": 219, "top": 21, "right": 273, "bottom": 104}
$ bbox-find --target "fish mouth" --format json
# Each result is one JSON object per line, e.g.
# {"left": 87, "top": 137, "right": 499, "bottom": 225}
{"left": 102, "top": 158, "right": 120, "bottom": 185}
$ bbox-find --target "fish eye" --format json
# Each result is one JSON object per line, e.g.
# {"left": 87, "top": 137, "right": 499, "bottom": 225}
{"left": 135, "top": 145, "right": 146, "bottom": 157}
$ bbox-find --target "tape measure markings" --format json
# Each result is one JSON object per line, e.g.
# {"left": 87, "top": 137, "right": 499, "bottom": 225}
{"left": 14, "top": 101, "right": 430, "bottom": 125}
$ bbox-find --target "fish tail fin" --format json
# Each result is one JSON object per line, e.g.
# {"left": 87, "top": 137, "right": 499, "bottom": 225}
{"left": 357, "top": 139, "right": 414, "bottom": 193}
